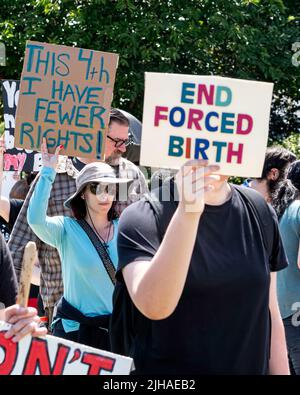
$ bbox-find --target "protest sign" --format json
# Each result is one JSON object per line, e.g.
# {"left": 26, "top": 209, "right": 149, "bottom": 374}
{"left": 1, "top": 80, "right": 40, "bottom": 172}
{"left": 15, "top": 41, "right": 119, "bottom": 159}
{"left": 0, "top": 172, "right": 17, "bottom": 198}
{"left": 0, "top": 321, "right": 133, "bottom": 375}
{"left": 140, "top": 73, "right": 274, "bottom": 177}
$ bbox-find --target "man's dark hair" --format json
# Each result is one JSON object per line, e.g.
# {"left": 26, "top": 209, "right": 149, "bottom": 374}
{"left": 258, "top": 146, "right": 297, "bottom": 204}
{"left": 260, "top": 146, "right": 296, "bottom": 180}
{"left": 109, "top": 108, "right": 129, "bottom": 127}
{"left": 70, "top": 187, "right": 119, "bottom": 221}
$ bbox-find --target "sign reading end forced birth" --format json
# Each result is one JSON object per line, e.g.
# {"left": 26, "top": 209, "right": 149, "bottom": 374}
{"left": 140, "top": 73, "right": 274, "bottom": 177}
{"left": 15, "top": 41, "right": 119, "bottom": 159}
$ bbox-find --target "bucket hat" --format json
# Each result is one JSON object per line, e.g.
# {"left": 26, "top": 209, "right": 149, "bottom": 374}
{"left": 64, "top": 162, "right": 132, "bottom": 208}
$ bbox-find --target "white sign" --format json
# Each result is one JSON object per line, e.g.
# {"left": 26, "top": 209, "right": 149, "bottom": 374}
{"left": 0, "top": 321, "right": 133, "bottom": 375}
{"left": 140, "top": 73, "right": 274, "bottom": 177}
{"left": 1, "top": 172, "right": 18, "bottom": 199}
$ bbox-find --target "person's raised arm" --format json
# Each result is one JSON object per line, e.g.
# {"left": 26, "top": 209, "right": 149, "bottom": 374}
{"left": 122, "top": 160, "right": 220, "bottom": 320}
{"left": 27, "top": 139, "right": 64, "bottom": 248}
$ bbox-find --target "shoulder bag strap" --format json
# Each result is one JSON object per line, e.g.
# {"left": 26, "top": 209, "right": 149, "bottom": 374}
{"left": 77, "top": 219, "right": 116, "bottom": 285}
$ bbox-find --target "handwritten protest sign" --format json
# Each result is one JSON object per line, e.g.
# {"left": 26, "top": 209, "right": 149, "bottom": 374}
{"left": 1, "top": 80, "right": 41, "bottom": 172}
{"left": 140, "top": 73, "right": 274, "bottom": 177}
{"left": 0, "top": 321, "right": 132, "bottom": 375}
{"left": 15, "top": 41, "right": 119, "bottom": 159}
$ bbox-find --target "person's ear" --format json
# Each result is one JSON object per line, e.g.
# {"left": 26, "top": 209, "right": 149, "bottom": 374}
{"left": 81, "top": 194, "right": 85, "bottom": 200}
{"left": 268, "top": 168, "right": 280, "bottom": 181}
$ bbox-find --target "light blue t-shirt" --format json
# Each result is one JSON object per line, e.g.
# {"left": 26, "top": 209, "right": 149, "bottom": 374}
{"left": 277, "top": 200, "right": 300, "bottom": 319}
{"left": 27, "top": 166, "right": 118, "bottom": 332}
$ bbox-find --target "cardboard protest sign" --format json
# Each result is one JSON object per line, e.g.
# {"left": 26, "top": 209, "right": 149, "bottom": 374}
{"left": 140, "top": 73, "right": 274, "bottom": 177}
{"left": 15, "top": 41, "right": 119, "bottom": 160}
{"left": 1, "top": 80, "right": 41, "bottom": 172}
{"left": 0, "top": 321, "right": 133, "bottom": 375}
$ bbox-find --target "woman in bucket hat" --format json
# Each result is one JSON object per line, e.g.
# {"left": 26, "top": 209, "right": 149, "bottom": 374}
{"left": 27, "top": 139, "right": 132, "bottom": 350}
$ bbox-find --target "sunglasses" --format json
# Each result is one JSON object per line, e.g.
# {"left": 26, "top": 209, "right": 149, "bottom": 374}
{"left": 88, "top": 182, "right": 117, "bottom": 197}
{"left": 107, "top": 135, "right": 129, "bottom": 148}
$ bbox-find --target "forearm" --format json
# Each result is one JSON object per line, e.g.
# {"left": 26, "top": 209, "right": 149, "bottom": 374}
{"left": 27, "top": 167, "right": 63, "bottom": 247}
{"left": 268, "top": 272, "right": 290, "bottom": 374}
{"left": 27, "top": 167, "right": 55, "bottom": 226}
{"left": 125, "top": 205, "right": 201, "bottom": 320}
{"left": 269, "top": 313, "right": 290, "bottom": 375}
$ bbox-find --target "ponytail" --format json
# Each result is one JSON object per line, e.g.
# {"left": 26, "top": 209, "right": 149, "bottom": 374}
{"left": 272, "top": 179, "right": 299, "bottom": 219}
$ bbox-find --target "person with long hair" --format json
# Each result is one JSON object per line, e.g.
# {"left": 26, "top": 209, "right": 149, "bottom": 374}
{"left": 273, "top": 160, "right": 300, "bottom": 375}
{"left": 243, "top": 147, "right": 296, "bottom": 202}
{"left": 27, "top": 139, "right": 131, "bottom": 350}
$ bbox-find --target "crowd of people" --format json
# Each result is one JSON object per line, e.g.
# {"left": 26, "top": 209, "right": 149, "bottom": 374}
{"left": 0, "top": 110, "right": 299, "bottom": 375}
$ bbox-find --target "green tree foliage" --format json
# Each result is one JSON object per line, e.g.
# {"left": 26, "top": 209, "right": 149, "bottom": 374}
{"left": 0, "top": 0, "right": 299, "bottom": 142}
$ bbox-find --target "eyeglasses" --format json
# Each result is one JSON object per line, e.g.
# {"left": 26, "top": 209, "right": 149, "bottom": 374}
{"left": 107, "top": 135, "right": 129, "bottom": 148}
{"left": 88, "top": 182, "right": 117, "bottom": 197}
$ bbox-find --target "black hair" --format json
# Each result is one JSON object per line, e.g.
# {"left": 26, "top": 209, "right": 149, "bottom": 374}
{"left": 109, "top": 108, "right": 129, "bottom": 127}
{"left": 272, "top": 160, "right": 300, "bottom": 219}
{"left": 70, "top": 186, "right": 119, "bottom": 221}
{"left": 24, "top": 172, "right": 37, "bottom": 186}
{"left": 260, "top": 146, "right": 296, "bottom": 180}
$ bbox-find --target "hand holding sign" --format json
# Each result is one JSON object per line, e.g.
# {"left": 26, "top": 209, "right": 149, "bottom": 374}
{"left": 41, "top": 138, "right": 63, "bottom": 170}
{"left": 176, "top": 159, "right": 220, "bottom": 213}
{"left": 4, "top": 305, "right": 47, "bottom": 343}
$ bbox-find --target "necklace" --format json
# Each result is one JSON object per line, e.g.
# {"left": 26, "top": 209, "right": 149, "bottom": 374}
{"left": 86, "top": 209, "right": 113, "bottom": 250}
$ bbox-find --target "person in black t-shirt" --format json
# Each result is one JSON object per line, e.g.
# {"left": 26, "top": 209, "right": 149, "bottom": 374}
{"left": 0, "top": 196, "right": 24, "bottom": 233}
{"left": 116, "top": 159, "right": 290, "bottom": 375}
{"left": 0, "top": 232, "right": 18, "bottom": 307}
{"left": 0, "top": 188, "right": 42, "bottom": 315}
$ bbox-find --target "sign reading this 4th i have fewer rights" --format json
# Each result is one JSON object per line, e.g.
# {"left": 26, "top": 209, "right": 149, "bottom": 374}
{"left": 14, "top": 41, "right": 119, "bottom": 160}
{"left": 140, "top": 73, "right": 274, "bottom": 178}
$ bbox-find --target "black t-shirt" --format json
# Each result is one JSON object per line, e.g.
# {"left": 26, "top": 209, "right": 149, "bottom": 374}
{"left": 0, "top": 219, "right": 10, "bottom": 242}
{"left": 8, "top": 199, "right": 24, "bottom": 231}
{"left": 117, "top": 185, "right": 288, "bottom": 375}
{"left": 0, "top": 199, "right": 24, "bottom": 240}
{"left": 71, "top": 157, "right": 86, "bottom": 172}
{"left": 0, "top": 233, "right": 18, "bottom": 307}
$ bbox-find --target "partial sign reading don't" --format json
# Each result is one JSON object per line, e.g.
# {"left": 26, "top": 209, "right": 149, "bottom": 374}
{"left": 140, "top": 73, "right": 274, "bottom": 177}
{"left": 0, "top": 321, "right": 133, "bottom": 375}
{"left": 15, "top": 41, "right": 119, "bottom": 160}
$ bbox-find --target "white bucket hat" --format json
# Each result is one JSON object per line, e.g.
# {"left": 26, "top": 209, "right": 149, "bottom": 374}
{"left": 64, "top": 162, "right": 132, "bottom": 208}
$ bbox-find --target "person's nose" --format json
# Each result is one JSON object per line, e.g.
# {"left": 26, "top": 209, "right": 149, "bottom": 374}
{"left": 98, "top": 192, "right": 109, "bottom": 202}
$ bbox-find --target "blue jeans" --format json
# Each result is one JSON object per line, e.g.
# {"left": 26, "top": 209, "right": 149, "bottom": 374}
{"left": 283, "top": 315, "right": 300, "bottom": 375}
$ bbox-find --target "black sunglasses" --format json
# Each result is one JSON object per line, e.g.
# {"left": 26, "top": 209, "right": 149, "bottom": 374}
{"left": 107, "top": 135, "right": 129, "bottom": 148}
{"left": 88, "top": 182, "right": 117, "bottom": 196}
